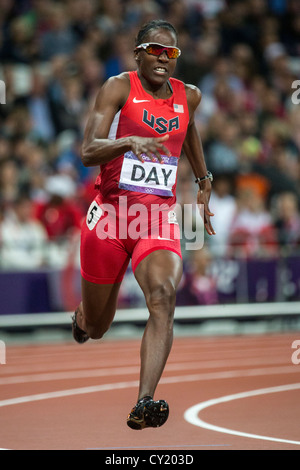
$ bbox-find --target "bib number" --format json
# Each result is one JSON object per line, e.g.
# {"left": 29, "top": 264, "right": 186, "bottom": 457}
{"left": 119, "top": 151, "right": 178, "bottom": 197}
{"left": 86, "top": 201, "right": 102, "bottom": 230}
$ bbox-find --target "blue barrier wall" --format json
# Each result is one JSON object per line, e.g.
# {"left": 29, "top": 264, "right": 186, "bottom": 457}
{"left": 0, "top": 256, "right": 299, "bottom": 315}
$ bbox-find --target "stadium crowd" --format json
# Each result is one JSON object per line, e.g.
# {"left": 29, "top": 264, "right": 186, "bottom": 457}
{"left": 0, "top": 0, "right": 300, "bottom": 306}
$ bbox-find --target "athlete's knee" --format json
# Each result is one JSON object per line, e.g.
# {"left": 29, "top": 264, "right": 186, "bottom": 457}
{"left": 147, "top": 280, "right": 176, "bottom": 316}
{"left": 84, "top": 318, "right": 110, "bottom": 340}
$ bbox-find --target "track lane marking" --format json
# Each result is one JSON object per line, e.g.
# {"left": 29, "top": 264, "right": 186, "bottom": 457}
{"left": 1, "top": 371, "right": 300, "bottom": 449}
{"left": 0, "top": 367, "right": 299, "bottom": 408}
{"left": 0, "top": 364, "right": 299, "bottom": 386}
{"left": 0, "top": 352, "right": 292, "bottom": 379}
{"left": 184, "top": 383, "right": 300, "bottom": 446}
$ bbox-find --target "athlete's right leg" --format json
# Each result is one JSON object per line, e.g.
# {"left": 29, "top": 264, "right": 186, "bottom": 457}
{"left": 75, "top": 279, "right": 121, "bottom": 340}
{"left": 75, "top": 200, "right": 130, "bottom": 341}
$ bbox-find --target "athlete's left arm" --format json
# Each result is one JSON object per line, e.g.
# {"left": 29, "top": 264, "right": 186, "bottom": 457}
{"left": 182, "top": 84, "right": 215, "bottom": 236}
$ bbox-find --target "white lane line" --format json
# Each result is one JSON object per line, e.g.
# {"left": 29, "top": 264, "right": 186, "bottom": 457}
{"left": 0, "top": 358, "right": 295, "bottom": 385}
{"left": 0, "top": 380, "right": 140, "bottom": 408}
{"left": 0, "top": 366, "right": 140, "bottom": 385}
{"left": 184, "top": 383, "right": 300, "bottom": 447}
{"left": 0, "top": 367, "right": 299, "bottom": 409}
{"left": 0, "top": 355, "right": 294, "bottom": 383}
{"left": 0, "top": 364, "right": 298, "bottom": 386}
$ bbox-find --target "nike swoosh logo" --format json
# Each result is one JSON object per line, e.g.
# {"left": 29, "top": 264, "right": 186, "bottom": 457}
{"left": 133, "top": 97, "right": 151, "bottom": 103}
{"left": 157, "top": 236, "right": 174, "bottom": 241}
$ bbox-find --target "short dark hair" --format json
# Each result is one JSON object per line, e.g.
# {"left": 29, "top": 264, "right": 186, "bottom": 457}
{"left": 135, "top": 20, "right": 178, "bottom": 47}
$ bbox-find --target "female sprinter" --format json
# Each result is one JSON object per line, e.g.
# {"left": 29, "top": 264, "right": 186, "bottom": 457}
{"left": 72, "top": 19, "right": 215, "bottom": 430}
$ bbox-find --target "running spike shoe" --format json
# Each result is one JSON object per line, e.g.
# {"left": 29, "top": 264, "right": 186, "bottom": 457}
{"left": 71, "top": 308, "right": 89, "bottom": 344}
{"left": 127, "top": 396, "right": 169, "bottom": 430}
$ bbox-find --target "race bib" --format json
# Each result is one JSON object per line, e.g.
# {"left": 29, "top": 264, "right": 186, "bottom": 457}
{"left": 86, "top": 201, "right": 102, "bottom": 231}
{"left": 119, "top": 151, "right": 178, "bottom": 197}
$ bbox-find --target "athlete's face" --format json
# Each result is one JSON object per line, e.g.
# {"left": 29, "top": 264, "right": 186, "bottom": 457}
{"left": 135, "top": 28, "right": 178, "bottom": 89}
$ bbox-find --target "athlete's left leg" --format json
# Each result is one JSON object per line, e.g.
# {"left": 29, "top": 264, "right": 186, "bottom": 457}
{"left": 134, "top": 249, "right": 183, "bottom": 400}
{"left": 126, "top": 249, "right": 183, "bottom": 429}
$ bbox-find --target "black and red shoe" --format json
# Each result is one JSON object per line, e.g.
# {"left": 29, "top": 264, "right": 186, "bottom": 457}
{"left": 71, "top": 309, "right": 89, "bottom": 344}
{"left": 127, "top": 396, "right": 169, "bottom": 430}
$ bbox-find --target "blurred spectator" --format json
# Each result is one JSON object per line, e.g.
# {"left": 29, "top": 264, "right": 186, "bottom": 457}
{"left": 0, "top": 158, "right": 20, "bottom": 207}
{"left": 273, "top": 191, "right": 300, "bottom": 251}
{"left": 199, "top": 56, "right": 245, "bottom": 99}
{"left": 281, "top": 7, "right": 300, "bottom": 57}
{"left": 39, "top": 3, "right": 79, "bottom": 61}
{"left": 0, "top": 134, "right": 13, "bottom": 163}
{"left": 12, "top": 140, "right": 50, "bottom": 202}
{"left": 97, "top": 0, "right": 123, "bottom": 36}
{"left": 177, "top": 247, "right": 218, "bottom": 306}
{"left": 23, "top": 69, "right": 55, "bottom": 142}
{"left": 208, "top": 173, "right": 237, "bottom": 257}
{"left": 185, "top": 0, "right": 225, "bottom": 19}
{"left": 207, "top": 118, "right": 241, "bottom": 175}
{"left": 258, "top": 86, "right": 286, "bottom": 125}
{"left": 34, "top": 174, "right": 83, "bottom": 241}
{"left": 66, "top": 0, "right": 98, "bottom": 41}
{"left": 0, "top": 195, "right": 48, "bottom": 270}
{"left": 0, "top": 14, "right": 38, "bottom": 63}
{"left": 177, "top": 37, "right": 214, "bottom": 98}
{"left": 2, "top": 105, "right": 35, "bottom": 140}
{"left": 252, "top": 118, "right": 300, "bottom": 201}
{"left": 230, "top": 43, "right": 257, "bottom": 88}
{"left": 49, "top": 74, "right": 87, "bottom": 135}
{"left": 79, "top": 56, "right": 105, "bottom": 103}
{"left": 55, "top": 135, "right": 93, "bottom": 185}
{"left": 103, "top": 31, "right": 137, "bottom": 79}
{"left": 218, "top": 1, "right": 256, "bottom": 54}
{"left": 228, "top": 177, "right": 278, "bottom": 257}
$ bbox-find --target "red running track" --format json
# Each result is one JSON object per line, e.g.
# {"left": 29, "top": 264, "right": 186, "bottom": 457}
{"left": 0, "top": 332, "right": 300, "bottom": 450}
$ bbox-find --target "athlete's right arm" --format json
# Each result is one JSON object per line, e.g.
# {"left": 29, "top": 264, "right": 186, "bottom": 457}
{"left": 81, "top": 74, "right": 170, "bottom": 166}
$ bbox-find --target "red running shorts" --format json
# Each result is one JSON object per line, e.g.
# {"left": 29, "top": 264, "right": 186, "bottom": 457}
{"left": 80, "top": 198, "right": 182, "bottom": 284}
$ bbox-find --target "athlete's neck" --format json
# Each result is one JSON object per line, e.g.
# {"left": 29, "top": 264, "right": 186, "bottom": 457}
{"left": 137, "top": 71, "right": 172, "bottom": 99}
